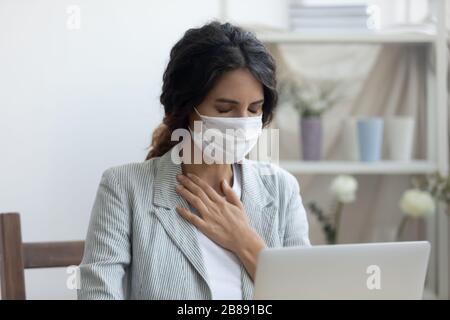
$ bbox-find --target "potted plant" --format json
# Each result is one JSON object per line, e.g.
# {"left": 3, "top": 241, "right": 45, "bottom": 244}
{"left": 395, "top": 171, "right": 450, "bottom": 241}
{"left": 397, "top": 189, "right": 435, "bottom": 241}
{"left": 278, "top": 78, "right": 341, "bottom": 161}
{"left": 308, "top": 175, "right": 358, "bottom": 244}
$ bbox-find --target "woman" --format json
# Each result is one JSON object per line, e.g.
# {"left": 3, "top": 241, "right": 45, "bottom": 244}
{"left": 78, "top": 21, "right": 310, "bottom": 300}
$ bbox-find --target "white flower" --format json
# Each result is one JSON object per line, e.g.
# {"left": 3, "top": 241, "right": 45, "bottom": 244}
{"left": 400, "top": 189, "right": 435, "bottom": 218}
{"left": 308, "top": 100, "right": 328, "bottom": 113}
{"left": 330, "top": 175, "right": 358, "bottom": 203}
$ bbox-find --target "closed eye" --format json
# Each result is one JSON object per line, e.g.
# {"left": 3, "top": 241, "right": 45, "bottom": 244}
{"left": 215, "top": 106, "right": 232, "bottom": 113}
{"left": 249, "top": 104, "right": 263, "bottom": 114}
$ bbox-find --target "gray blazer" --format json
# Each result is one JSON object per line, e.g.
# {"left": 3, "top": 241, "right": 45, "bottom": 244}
{"left": 77, "top": 148, "right": 310, "bottom": 300}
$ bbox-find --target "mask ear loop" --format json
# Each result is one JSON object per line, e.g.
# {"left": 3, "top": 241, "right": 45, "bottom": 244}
{"left": 193, "top": 107, "right": 203, "bottom": 118}
{"left": 189, "top": 107, "right": 204, "bottom": 132}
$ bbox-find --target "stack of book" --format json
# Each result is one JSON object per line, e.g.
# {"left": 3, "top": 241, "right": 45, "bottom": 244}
{"left": 289, "top": 3, "right": 381, "bottom": 32}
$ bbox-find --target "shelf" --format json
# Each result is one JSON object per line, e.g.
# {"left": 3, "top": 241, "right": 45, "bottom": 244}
{"left": 256, "top": 30, "right": 437, "bottom": 44}
{"left": 279, "top": 160, "right": 437, "bottom": 175}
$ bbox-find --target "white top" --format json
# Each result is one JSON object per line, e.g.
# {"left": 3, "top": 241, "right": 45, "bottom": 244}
{"left": 196, "top": 163, "right": 243, "bottom": 300}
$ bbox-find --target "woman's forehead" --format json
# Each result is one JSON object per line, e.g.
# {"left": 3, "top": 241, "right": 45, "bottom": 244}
{"left": 207, "top": 69, "right": 264, "bottom": 101}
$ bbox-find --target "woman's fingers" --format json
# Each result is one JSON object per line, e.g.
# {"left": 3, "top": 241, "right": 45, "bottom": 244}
{"left": 185, "top": 173, "right": 223, "bottom": 202}
{"left": 176, "top": 174, "right": 212, "bottom": 205}
{"left": 176, "top": 206, "right": 207, "bottom": 231}
{"left": 175, "top": 184, "right": 209, "bottom": 216}
{"left": 179, "top": 173, "right": 243, "bottom": 208}
{"left": 221, "top": 179, "right": 242, "bottom": 208}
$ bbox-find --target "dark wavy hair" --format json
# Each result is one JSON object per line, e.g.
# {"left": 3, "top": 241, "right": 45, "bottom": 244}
{"left": 146, "top": 21, "right": 278, "bottom": 159}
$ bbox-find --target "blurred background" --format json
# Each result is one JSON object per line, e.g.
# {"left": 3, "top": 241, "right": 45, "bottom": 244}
{"left": 0, "top": 0, "right": 449, "bottom": 299}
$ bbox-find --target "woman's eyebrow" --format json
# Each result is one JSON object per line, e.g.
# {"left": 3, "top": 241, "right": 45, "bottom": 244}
{"left": 250, "top": 99, "right": 264, "bottom": 105}
{"left": 215, "top": 98, "right": 239, "bottom": 104}
{"left": 215, "top": 98, "right": 264, "bottom": 105}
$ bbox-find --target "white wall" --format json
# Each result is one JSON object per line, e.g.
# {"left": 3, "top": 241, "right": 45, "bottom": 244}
{"left": 0, "top": 0, "right": 286, "bottom": 299}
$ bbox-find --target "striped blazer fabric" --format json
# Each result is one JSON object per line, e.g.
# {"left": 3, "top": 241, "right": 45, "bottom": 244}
{"left": 77, "top": 147, "right": 311, "bottom": 300}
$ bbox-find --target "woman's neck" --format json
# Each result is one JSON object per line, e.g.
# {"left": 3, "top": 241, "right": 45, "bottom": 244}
{"left": 181, "top": 162, "right": 233, "bottom": 196}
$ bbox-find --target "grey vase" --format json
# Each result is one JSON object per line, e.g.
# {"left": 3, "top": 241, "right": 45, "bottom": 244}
{"left": 301, "top": 117, "right": 322, "bottom": 161}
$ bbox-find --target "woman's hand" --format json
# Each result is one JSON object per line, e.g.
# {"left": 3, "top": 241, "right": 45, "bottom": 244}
{"left": 175, "top": 173, "right": 265, "bottom": 280}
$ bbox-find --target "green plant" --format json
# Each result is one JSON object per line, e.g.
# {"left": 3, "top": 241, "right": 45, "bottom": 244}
{"left": 411, "top": 171, "right": 450, "bottom": 207}
{"left": 308, "top": 201, "right": 344, "bottom": 245}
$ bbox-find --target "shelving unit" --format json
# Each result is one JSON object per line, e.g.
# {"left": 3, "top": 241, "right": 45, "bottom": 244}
{"left": 279, "top": 160, "right": 437, "bottom": 175}
{"left": 255, "top": 0, "right": 448, "bottom": 299}
{"left": 253, "top": 25, "right": 446, "bottom": 176}
{"left": 257, "top": 30, "right": 437, "bottom": 44}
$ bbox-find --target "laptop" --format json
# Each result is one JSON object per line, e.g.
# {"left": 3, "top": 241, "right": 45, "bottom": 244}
{"left": 253, "top": 241, "right": 430, "bottom": 300}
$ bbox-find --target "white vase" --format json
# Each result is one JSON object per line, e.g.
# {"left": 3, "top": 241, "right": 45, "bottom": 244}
{"left": 385, "top": 117, "right": 415, "bottom": 161}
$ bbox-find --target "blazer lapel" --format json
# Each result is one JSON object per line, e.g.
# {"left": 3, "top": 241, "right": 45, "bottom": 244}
{"left": 238, "top": 161, "right": 278, "bottom": 300}
{"left": 152, "top": 147, "right": 211, "bottom": 298}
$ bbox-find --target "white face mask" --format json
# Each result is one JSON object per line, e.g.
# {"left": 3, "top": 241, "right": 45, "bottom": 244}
{"left": 189, "top": 107, "right": 263, "bottom": 164}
